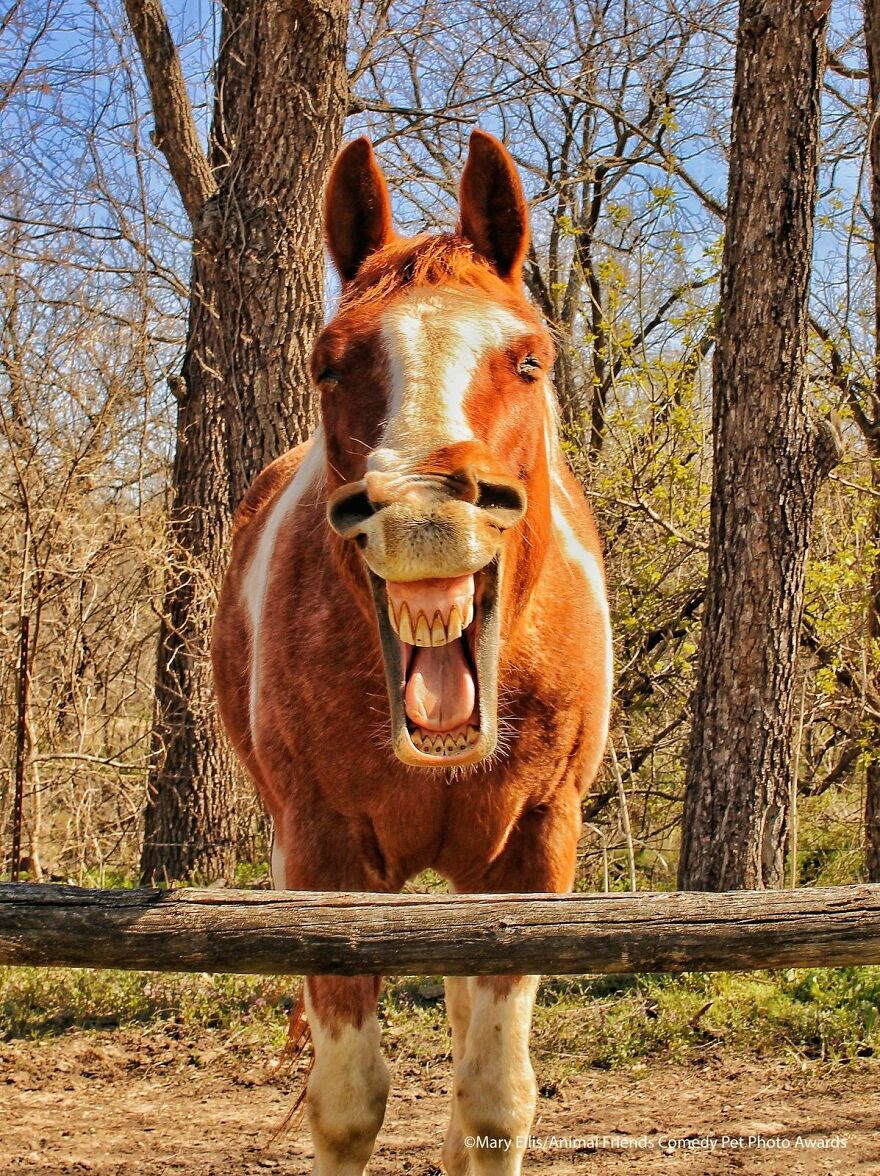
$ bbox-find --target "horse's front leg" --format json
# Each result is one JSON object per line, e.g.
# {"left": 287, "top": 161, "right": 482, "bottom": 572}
{"left": 273, "top": 823, "right": 393, "bottom": 1176}
{"left": 443, "top": 798, "right": 581, "bottom": 1176}
{"left": 444, "top": 974, "right": 541, "bottom": 1176}
{"left": 305, "top": 974, "right": 389, "bottom": 1176}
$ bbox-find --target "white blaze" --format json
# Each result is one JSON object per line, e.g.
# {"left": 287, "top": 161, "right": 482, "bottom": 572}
{"left": 371, "top": 288, "right": 530, "bottom": 469}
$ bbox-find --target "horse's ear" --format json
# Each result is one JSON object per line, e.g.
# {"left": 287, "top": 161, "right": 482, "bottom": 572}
{"left": 458, "top": 130, "right": 529, "bottom": 284}
{"left": 325, "top": 138, "right": 394, "bottom": 283}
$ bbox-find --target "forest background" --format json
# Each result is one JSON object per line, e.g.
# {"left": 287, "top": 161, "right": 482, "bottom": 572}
{"left": 0, "top": 0, "right": 877, "bottom": 896}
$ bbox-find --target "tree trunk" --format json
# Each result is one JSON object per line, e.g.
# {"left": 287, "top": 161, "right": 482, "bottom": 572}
{"left": 864, "top": 438, "right": 880, "bottom": 882}
{"left": 135, "top": 0, "right": 350, "bottom": 884}
{"left": 678, "top": 0, "right": 833, "bottom": 891}
{"left": 206, "top": 0, "right": 349, "bottom": 505}
{"left": 862, "top": 0, "right": 880, "bottom": 884}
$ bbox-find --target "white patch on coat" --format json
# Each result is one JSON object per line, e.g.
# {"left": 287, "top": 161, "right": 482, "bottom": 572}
{"left": 371, "top": 288, "right": 530, "bottom": 468}
{"left": 242, "top": 432, "right": 325, "bottom": 742}
{"left": 270, "top": 835, "right": 286, "bottom": 891}
{"left": 550, "top": 497, "right": 614, "bottom": 704}
{"left": 442, "top": 976, "right": 472, "bottom": 1175}
{"left": 451, "top": 976, "right": 541, "bottom": 1173}
{"left": 551, "top": 501, "right": 606, "bottom": 603}
{"left": 304, "top": 988, "right": 390, "bottom": 1173}
{"left": 538, "top": 380, "right": 565, "bottom": 489}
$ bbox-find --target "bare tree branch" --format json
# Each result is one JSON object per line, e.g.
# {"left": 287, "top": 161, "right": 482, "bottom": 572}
{"left": 811, "top": 313, "right": 880, "bottom": 439}
{"left": 122, "top": 0, "right": 215, "bottom": 227}
{"left": 827, "top": 50, "right": 866, "bottom": 81}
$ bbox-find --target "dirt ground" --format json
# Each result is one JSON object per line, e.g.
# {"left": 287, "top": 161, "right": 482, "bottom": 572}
{"left": 1, "top": 1029, "right": 878, "bottom": 1175}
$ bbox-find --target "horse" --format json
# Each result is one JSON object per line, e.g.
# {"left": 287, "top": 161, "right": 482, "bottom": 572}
{"left": 211, "top": 130, "right": 612, "bottom": 1176}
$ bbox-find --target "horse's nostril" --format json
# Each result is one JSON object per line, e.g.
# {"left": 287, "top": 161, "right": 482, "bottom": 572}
{"left": 476, "top": 480, "right": 523, "bottom": 513}
{"left": 446, "top": 466, "right": 479, "bottom": 504}
{"left": 327, "top": 484, "right": 375, "bottom": 539}
{"left": 475, "top": 478, "right": 527, "bottom": 530}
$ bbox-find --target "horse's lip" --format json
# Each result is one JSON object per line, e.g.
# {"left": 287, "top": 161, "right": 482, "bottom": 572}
{"left": 367, "top": 559, "right": 501, "bottom": 768}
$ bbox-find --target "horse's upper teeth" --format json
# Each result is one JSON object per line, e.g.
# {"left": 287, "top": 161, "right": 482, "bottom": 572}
{"left": 446, "top": 605, "right": 462, "bottom": 642}
{"left": 396, "top": 602, "right": 414, "bottom": 644}
{"left": 388, "top": 597, "right": 474, "bottom": 646}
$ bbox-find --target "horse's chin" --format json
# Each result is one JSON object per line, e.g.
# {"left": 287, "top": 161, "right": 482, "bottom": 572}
{"left": 367, "top": 558, "right": 502, "bottom": 768}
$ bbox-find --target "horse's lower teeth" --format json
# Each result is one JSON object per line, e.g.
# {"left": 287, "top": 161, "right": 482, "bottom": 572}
{"left": 411, "top": 726, "right": 479, "bottom": 754}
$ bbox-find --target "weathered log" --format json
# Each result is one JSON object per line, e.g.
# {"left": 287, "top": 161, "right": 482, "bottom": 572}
{"left": 1, "top": 884, "right": 879, "bottom": 976}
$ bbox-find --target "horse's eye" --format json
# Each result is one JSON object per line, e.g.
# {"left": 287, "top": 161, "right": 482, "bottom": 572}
{"left": 517, "top": 354, "right": 541, "bottom": 379}
{"left": 317, "top": 367, "right": 341, "bottom": 386}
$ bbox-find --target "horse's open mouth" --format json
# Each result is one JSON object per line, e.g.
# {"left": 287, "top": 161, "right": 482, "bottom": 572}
{"left": 368, "top": 560, "right": 501, "bottom": 767}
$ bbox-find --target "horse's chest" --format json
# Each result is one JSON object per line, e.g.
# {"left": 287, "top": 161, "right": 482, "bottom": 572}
{"left": 254, "top": 549, "right": 591, "bottom": 877}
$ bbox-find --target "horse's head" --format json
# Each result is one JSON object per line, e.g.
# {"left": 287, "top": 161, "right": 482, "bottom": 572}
{"left": 316, "top": 131, "right": 555, "bottom": 769}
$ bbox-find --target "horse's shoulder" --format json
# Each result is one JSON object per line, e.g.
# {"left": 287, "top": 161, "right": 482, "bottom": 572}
{"left": 233, "top": 441, "right": 312, "bottom": 535}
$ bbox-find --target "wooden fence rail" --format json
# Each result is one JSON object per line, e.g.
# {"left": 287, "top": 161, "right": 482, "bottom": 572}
{"left": 2, "top": 883, "right": 880, "bottom": 976}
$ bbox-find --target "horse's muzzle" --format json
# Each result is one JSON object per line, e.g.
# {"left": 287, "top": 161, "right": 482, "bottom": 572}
{"left": 326, "top": 466, "right": 524, "bottom": 767}
{"left": 326, "top": 466, "right": 526, "bottom": 583}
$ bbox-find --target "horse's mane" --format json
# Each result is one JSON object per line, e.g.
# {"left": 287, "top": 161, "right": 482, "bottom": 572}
{"left": 340, "top": 232, "right": 519, "bottom": 312}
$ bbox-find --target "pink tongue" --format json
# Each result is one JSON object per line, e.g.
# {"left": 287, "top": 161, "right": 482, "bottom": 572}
{"left": 405, "top": 641, "right": 475, "bottom": 732}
